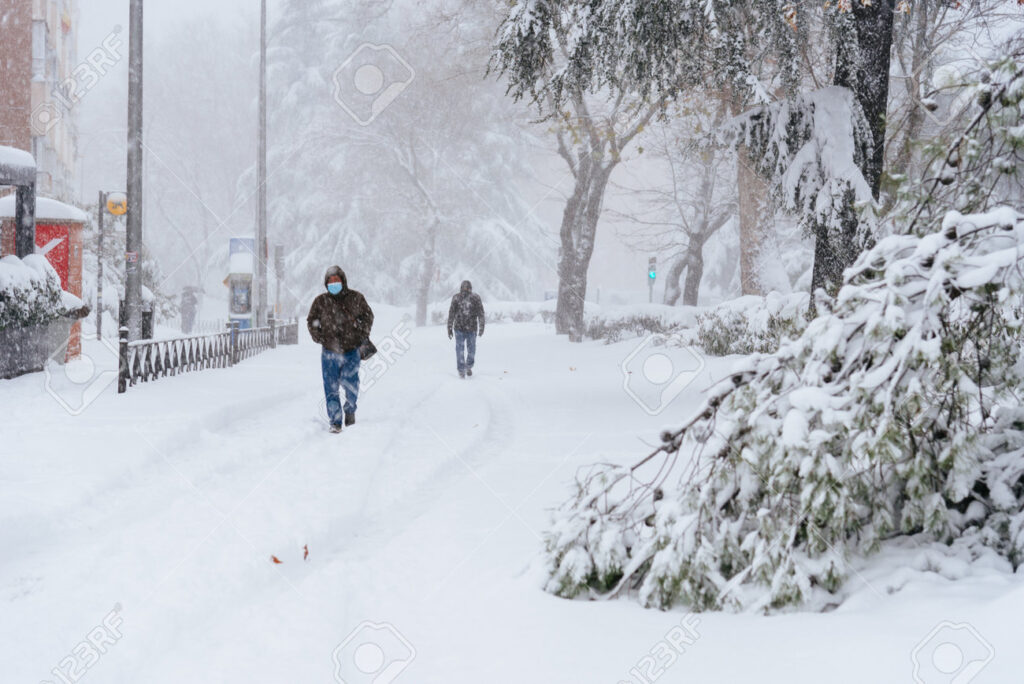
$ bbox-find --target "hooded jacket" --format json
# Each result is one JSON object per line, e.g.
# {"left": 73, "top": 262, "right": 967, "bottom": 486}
{"left": 307, "top": 266, "right": 374, "bottom": 353}
{"left": 447, "top": 280, "right": 485, "bottom": 336}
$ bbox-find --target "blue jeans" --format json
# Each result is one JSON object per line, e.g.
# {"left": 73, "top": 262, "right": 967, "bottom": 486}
{"left": 455, "top": 330, "right": 476, "bottom": 374}
{"left": 322, "top": 348, "right": 361, "bottom": 426}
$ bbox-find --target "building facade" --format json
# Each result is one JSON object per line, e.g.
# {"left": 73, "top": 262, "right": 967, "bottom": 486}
{"left": 0, "top": 0, "right": 79, "bottom": 203}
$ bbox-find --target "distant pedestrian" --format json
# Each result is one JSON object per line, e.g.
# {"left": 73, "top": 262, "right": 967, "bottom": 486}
{"left": 307, "top": 266, "right": 374, "bottom": 433}
{"left": 447, "top": 280, "right": 485, "bottom": 378}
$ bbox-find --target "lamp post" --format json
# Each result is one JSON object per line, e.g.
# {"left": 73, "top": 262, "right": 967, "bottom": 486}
{"left": 125, "top": 0, "right": 144, "bottom": 340}
{"left": 96, "top": 190, "right": 106, "bottom": 340}
{"left": 255, "top": 0, "right": 269, "bottom": 327}
{"left": 274, "top": 244, "right": 283, "bottom": 319}
{"left": 97, "top": 191, "right": 127, "bottom": 339}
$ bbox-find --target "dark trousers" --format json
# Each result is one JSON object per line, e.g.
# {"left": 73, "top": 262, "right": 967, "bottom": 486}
{"left": 322, "top": 348, "right": 360, "bottom": 426}
{"left": 455, "top": 330, "right": 476, "bottom": 373}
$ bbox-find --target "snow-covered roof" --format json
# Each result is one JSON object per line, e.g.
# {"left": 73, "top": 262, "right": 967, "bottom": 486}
{"left": 0, "top": 195, "right": 88, "bottom": 223}
{"left": 0, "top": 145, "right": 36, "bottom": 186}
{"left": 229, "top": 250, "right": 254, "bottom": 275}
{"left": 0, "top": 145, "right": 35, "bottom": 170}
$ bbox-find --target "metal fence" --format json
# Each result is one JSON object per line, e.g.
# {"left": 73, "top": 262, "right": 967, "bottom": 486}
{"left": 118, "top": 317, "right": 300, "bottom": 393}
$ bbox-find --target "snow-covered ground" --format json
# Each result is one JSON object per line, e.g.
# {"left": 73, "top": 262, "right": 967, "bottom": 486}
{"left": 2, "top": 309, "right": 1022, "bottom": 683}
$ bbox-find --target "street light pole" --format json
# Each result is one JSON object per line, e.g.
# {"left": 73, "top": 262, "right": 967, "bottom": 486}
{"left": 256, "top": 0, "right": 268, "bottom": 328}
{"left": 274, "top": 244, "right": 282, "bottom": 318}
{"left": 648, "top": 256, "right": 657, "bottom": 304}
{"left": 97, "top": 190, "right": 106, "bottom": 340}
{"left": 125, "top": 0, "right": 144, "bottom": 340}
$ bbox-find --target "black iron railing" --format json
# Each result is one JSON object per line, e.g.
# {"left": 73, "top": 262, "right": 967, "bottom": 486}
{"left": 118, "top": 316, "right": 300, "bottom": 393}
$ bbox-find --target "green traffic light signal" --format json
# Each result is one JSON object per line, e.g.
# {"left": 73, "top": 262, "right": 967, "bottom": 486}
{"left": 649, "top": 270, "right": 656, "bottom": 279}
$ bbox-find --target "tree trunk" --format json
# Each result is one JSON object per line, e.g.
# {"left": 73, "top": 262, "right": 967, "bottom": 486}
{"left": 555, "top": 164, "right": 612, "bottom": 341}
{"left": 554, "top": 249, "right": 580, "bottom": 335}
{"left": 681, "top": 238, "right": 705, "bottom": 307}
{"left": 555, "top": 178, "right": 585, "bottom": 336}
{"left": 663, "top": 256, "right": 687, "bottom": 306}
{"left": 809, "top": 224, "right": 832, "bottom": 306}
{"left": 834, "top": 0, "right": 896, "bottom": 198}
{"left": 891, "top": 1, "right": 929, "bottom": 181}
{"left": 415, "top": 220, "right": 437, "bottom": 327}
{"left": 737, "top": 143, "right": 765, "bottom": 296}
{"left": 808, "top": 0, "right": 895, "bottom": 303}
{"left": 556, "top": 260, "right": 588, "bottom": 341}
{"left": 810, "top": 187, "right": 859, "bottom": 302}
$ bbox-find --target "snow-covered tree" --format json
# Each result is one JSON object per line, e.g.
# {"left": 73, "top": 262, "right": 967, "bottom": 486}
{"left": 493, "top": 5, "right": 669, "bottom": 338}
{"left": 729, "top": 87, "right": 877, "bottom": 301}
{"left": 81, "top": 201, "right": 177, "bottom": 324}
{"left": 886, "top": 0, "right": 1021, "bottom": 189}
{"left": 144, "top": 16, "right": 258, "bottom": 310}
{"left": 542, "top": 43, "right": 1024, "bottom": 612}
{"left": 546, "top": 93, "right": 663, "bottom": 339}
{"left": 266, "top": 0, "right": 549, "bottom": 312}
{"left": 611, "top": 102, "right": 736, "bottom": 306}
{"left": 493, "top": 0, "right": 899, "bottom": 300}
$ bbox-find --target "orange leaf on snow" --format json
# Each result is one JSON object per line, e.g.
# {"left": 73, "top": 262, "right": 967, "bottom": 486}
{"left": 271, "top": 555, "right": 283, "bottom": 564}
{"left": 303, "top": 545, "right": 309, "bottom": 561}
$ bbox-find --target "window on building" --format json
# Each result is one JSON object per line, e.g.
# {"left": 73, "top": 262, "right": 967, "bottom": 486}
{"left": 32, "top": 21, "right": 47, "bottom": 80}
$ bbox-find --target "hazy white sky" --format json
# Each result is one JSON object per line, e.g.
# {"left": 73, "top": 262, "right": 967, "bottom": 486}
{"left": 75, "top": 0, "right": 263, "bottom": 195}
{"left": 78, "top": 0, "right": 260, "bottom": 48}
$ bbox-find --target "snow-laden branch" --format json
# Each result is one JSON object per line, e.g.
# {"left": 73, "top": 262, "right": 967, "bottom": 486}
{"left": 544, "top": 205, "right": 1024, "bottom": 611}
{"left": 726, "top": 86, "right": 877, "bottom": 247}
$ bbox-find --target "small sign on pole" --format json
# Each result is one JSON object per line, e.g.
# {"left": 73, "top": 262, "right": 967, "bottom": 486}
{"left": 106, "top": 192, "right": 128, "bottom": 216}
{"left": 125, "top": 251, "right": 138, "bottom": 263}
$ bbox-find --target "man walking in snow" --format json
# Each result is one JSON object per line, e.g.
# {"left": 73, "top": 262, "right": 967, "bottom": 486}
{"left": 307, "top": 266, "right": 374, "bottom": 433}
{"left": 447, "top": 280, "right": 485, "bottom": 378}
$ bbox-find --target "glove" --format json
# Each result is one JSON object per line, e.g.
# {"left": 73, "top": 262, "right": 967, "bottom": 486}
{"left": 478, "top": 330, "right": 484, "bottom": 338}
{"left": 448, "top": 330, "right": 453, "bottom": 340}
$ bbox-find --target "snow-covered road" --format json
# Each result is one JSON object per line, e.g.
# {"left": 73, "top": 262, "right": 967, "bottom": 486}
{"left": 3, "top": 311, "right": 1022, "bottom": 682}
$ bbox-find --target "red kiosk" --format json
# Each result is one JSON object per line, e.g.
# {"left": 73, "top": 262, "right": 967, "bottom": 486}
{"left": 0, "top": 196, "right": 89, "bottom": 360}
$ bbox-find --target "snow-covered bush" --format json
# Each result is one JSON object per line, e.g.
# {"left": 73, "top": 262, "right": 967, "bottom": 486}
{"left": 0, "top": 255, "right": 67, "bottom": 330}
{"left": 583, "top": 305, "right": 699, "bottom": 343}
{"left": 585, "top": 315, "right": 673, "bottom": 344}
{"left": 694, "top": 292, "right": 809, "bottom": 356}
{"left": 543, "top": 48, "right": 1024, "bottom": 612}
{"left": 428, "top": 300, "right": 557, "bottom": 326}
{"left": 547, "top": 206, "right": 1024, "bottom": 611}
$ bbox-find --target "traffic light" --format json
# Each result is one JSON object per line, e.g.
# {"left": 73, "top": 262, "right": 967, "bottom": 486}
{"left": 648, "top": 256, "right": 657, "bottom": 280}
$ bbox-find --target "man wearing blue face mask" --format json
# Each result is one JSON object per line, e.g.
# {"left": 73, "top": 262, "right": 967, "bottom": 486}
{"left": 307, "top": 266, "right": 374, "bottom": 433}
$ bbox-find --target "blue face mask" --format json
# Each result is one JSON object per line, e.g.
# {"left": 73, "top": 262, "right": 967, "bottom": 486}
{"left": 327, "top": 282, "right": 343, "bottom": 295}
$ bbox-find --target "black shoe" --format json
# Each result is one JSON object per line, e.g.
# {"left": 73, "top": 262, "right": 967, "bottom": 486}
{"left": 329, "top": 424, "right": 343, "bottom": 434}
{"left": 466, "top": 368, "right": 473, "bottom": 377}
{"left": 344, "top": 413, "right": 356, "bottom": 427}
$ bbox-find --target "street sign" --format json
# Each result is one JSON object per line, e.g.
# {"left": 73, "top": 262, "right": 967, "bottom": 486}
{"left": 106, "top": 192, "right": 128, "bottom": 216}
{"left": 125, "top": 251, "right": 138, "bottom": 263}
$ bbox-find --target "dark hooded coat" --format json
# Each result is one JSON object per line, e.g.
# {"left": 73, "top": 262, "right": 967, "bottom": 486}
{"left": 307, "top": 266, "right": 374, "bottom": 353}
{"left": 447, "top": 280, "right": 485, "bottom": 336}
